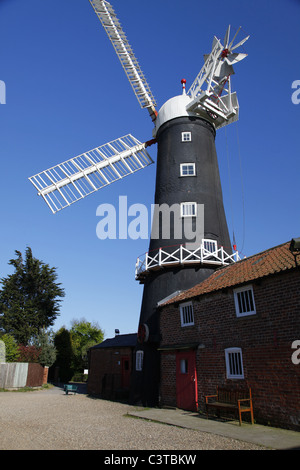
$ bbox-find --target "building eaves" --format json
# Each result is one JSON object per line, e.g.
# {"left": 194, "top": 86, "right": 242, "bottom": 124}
{"left": 90, "top": 333, "right": 137, "bottom": 350}
{"left": 159, "top": 240, "right": 298, "bottom": 307}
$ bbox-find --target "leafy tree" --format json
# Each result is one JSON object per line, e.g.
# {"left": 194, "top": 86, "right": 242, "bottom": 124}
{"left": 70, "top": 319, "right": 104, "bottom": 372}
{"left": 0, "top": 338, "right": 5, "bottom": 362}
{"left": 32, "top": 330, "right": 57, "bottom": 367}
{"left": 17, "top": 344, "right": 41, "bottom": 363}
{"left": 0, "top": 333, "right": 19, "bottom": 362}
{"left": 0, "top": 248, "right": 65, "bottom": 344}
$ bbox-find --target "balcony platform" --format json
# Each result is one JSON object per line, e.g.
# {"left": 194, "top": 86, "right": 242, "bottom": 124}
{"left": 135, "top": 243, "right": 240, "bottom": 283}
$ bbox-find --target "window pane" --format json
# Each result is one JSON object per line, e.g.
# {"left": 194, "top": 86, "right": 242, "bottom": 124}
{"left": 180, "top": 359, "right": 188, "bottom": 374}
{"left": 234, "top": 286, "right": 255, "bottom": 317}
{"left": 248, "top": 290, "right": 254, "bottom": 311}
{"left": 181, "top": 202, "right": 196, "bottom": 217}
{"left": 203, "top": 239, "right": 217, "bottom": 253}
{"left": 182, "top": 132, "right": 191, "bottom": 142}
{"left": 180, "top": 164, "right": 195, "bottom": 176}
{"left": 225, "top": 348, "right": 244, "bottom": 378}
{"left": 136, "top": 351, "right": 144, "bottom": 371}
{"left": 180, "top": 302, "right": 194, "bottom": 326}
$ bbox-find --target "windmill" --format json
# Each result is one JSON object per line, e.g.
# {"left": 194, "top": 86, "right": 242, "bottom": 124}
{"left": 29, "top": 0, "right": 249, "bottom": 406}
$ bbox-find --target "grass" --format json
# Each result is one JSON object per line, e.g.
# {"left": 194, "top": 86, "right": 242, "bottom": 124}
{"left": 0, "top": 384, "right": 53, "bottom": 392}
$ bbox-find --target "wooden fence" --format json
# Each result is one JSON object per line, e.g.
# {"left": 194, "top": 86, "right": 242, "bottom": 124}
{"left": 0, "top": 362, "right": 48, "bottom": 389}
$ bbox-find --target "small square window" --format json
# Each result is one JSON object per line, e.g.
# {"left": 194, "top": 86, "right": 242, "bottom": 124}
{"left": 180, "top": 202, "right": 197, "bottom": 217}
{"left": 180, "top": 163, "right": 196, "bottom": 177}
{"left": 180, "top": 301, "right": 194, "bottom": 327}
{"left": 234, "top": 285, "right": 256, "bottom": 317}
{"left": 181, "top": 132, "right": 191, "bottom": 142}
{"left": 225, "top": 348, "right": 244, "bottom": 379}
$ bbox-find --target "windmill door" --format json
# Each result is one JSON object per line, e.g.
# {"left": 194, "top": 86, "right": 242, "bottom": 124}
{"left": 121, "top": 356, "right": 130, "bottom": 389}
{"left": 176, "top": 350, "right": 198, "bottom": 411}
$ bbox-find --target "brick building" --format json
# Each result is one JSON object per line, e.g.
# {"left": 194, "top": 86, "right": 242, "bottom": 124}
{"left": 88, "top": 333, "right": 137, "bottom": 400}
{"left": 158, "top": 240, "right": 300, "bottom": 430}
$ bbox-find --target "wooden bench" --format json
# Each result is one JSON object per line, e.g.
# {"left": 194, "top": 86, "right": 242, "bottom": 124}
{"left": 64, "top": 384, "right": 78, "bottom": 395}
{"left": 205, "top": 387, "right": 254, "bottom": 425}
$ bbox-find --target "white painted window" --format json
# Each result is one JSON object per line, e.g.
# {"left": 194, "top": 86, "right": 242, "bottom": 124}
{"left": 180, "top": 301, "right": 194, "bottom": 327}
{"left": 136, "top": 350, "right": 144, "bottom": 371}
{"left": 234, "top": 285, "right": 256, "bottom": 317}
{"left": 180, "top": 163, "right": 196, "bottom": 177}
{"left": 180, "top": 202, "right": 197, "bottom": 217}
{"left": 202, "top": 239, "right": 217, "bottom": 253}
{"left": 225, "top": 348, "right": 244, "bottom": 379}
{"left": 181, "top": 131, "right": 191, "bottom": 142}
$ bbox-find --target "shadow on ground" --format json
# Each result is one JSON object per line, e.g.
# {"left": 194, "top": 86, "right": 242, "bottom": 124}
{"left": 51, "top": 382, "right": 87, "bottom": 394}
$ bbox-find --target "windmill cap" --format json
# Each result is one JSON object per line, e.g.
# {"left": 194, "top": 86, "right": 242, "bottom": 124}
{"left": 155, "top": 93, "right": 194, "bottom": 133}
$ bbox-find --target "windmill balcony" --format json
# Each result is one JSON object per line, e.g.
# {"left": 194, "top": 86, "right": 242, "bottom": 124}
{"left": 135, "top": 241, "right": 240, "bottom": 283}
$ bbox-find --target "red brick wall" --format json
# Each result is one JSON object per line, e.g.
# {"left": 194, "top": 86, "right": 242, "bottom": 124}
{"left": 160, "top": 352, "right": 176, "bottom": 407}
{"left": 160, "top": 269, "right": 300, "bottom": 430}
{"left": 87, "top": 347, "right": 133, "bottom": 397}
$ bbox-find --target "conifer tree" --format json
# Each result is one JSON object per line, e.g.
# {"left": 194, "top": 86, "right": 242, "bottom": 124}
{"left": 0, "top": 248, "right": 65, "bottom": 344}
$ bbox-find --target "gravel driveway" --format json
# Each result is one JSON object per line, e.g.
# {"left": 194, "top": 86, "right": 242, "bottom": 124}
{"left": 0, "top": 386, "right": 265, "bottom": 450}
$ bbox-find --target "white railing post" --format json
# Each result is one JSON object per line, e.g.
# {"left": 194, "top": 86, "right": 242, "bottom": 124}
{"left": 135, "top": 258, "right": 139, "bottom": 278}
{"left": 145, "top": 252, "right": 148, "bottom": 271}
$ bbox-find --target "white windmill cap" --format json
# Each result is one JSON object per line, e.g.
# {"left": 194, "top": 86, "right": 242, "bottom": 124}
{"left": 154, "top": 85, "right": 196, "bottom": 135}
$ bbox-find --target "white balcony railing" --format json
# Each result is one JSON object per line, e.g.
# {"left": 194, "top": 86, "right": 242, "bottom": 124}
{"left": 135, "top": 241, "right": 240, "bottom": 281}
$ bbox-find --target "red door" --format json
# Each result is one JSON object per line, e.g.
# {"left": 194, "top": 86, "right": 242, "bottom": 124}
{"left": 121, "top": 356, "right": 130, "bottom": 389}
{"left": 176, "top": 350, "right": 198, "bottom": 411}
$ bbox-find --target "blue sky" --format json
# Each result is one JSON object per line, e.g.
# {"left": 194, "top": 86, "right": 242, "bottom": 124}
{"left": 0, "top": 0, "right": 299, "bottom": 340}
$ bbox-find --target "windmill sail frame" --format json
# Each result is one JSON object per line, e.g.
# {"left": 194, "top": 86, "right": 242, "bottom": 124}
{"left": 89, "top": 0, "right": 157, "bottom": 117}
{"left": 29, "top": 135, "right": 154, "bottom": 214}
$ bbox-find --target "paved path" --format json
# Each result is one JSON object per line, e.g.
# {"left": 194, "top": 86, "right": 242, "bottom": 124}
{"left": 0, "top": 385, "right": 298, "bottom": 450}
{"left": 129, "top": 408, "right": 300, "bottom": 450}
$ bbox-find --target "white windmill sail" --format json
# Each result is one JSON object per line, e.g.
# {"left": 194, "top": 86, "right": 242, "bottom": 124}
{"left": 186, "top": 25, "right": 249, "bottom": 129}
{"left": 89, "top": 0, "right": 157, "bottom": 121}
{"left": 29, "top": 135, "right": 154, "bottom": 214}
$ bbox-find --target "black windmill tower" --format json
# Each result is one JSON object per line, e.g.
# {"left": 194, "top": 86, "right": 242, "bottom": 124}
{"left": 29, "top": 1, "right": 249, "bottom": 406}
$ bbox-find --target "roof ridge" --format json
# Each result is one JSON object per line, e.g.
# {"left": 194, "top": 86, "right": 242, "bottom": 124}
{"left": 160, "top": 239, "right": 297, "bottom": 307}
{"left": 236, "top": 240, "right": 290, "bottom": 263}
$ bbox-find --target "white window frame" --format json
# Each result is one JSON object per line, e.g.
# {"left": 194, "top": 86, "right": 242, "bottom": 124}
{"left": 136, "top": 350, "right": 144, "bottom": 371}
{"left": 180, "top": 163, "right": 196, "bottom": 177}
{"left": 180, "top": 202, "right": 197, "bottom": 217}
{"left": 179, "top": 301, "right": 194, "bottom": 327}
{"left": 181, "top": 131, "right": 191, "bottom": 142}
{"left": 234, "top": 285, "right": 256, "bottom": 317}
{"left": 202, "top": 238, "right": 217, "bottom": 253}
{"left": 225, "top": 348, "right": 244, "bottom": 379}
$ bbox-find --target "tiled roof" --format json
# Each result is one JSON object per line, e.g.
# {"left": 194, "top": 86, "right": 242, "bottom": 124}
{"left": 90, "top": 333, "right": 137, "bottom": 349}
{"left": 161, "top": 240, "right": 298, "bottom": 306}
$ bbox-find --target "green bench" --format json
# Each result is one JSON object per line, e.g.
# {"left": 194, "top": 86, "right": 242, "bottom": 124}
{"left": 64, "top": 384, "right": 78, "bottom": 395}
